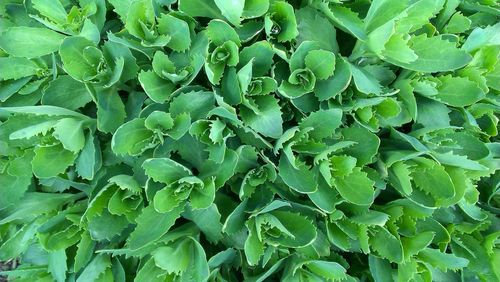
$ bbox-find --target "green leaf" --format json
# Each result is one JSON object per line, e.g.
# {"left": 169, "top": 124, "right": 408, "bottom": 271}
{"left": 278, "top": 155, "right": 317, "bottom": 194}
{"left": 296, "top": 7, "right": 338, "bottom": 52}
{"left": 444, "top": 12, "right": 471, "bottom": 34}
{"left": 31, "top": 0, "right": 68, "bottom": 23}
{"left": 401, "top": 231, "right": 434, "bottom": 259}
{"left": 138, "top": 70, "right": 175, "bottom": 103}
{"left": 239, "top": 41, "right": 274, "bottom": 76}
{"left": 190, "top": 178, "right": 216, "bottom": 209}
{"left": 153, "top": 237, "right": 209, "bottom": 281}
{"left": 0, "top": 220, "right": 39, "bottom": 260}
{"left": 370, "top": 226, "right": 403, "bottom": 263}
{"left": 214, "top": 0, "right": 245, "bottom": 26}
{"left": 244, "top": 221, "right": 265, "bottom": 265}
{"left": 317, "top": 4, "right": 367, "bottom": 40}
{"left": 368, "top": 256, "right": 393, "bottom": 282}
{"left": 207, "top": 20, "right": 241, "bottom": 46}
{"left": 350, "top": 63, "right": 382, "bottom": 95}
{"left": 308, "top": 175, "right": 340, "bottom": 213}
{"left": 76, "top": 254, "right": 111, "bottom": 282}
{"left": 364, "top": 0, "right": 407, "bottom": 33}
{"left": 183, "top": 204, "right": 223, "bottom": 243}
{"left": 59, "top": 36, "right": 97, "bottom": 82}
{"left": 221, "top": 67, "right": 242, "bottom": 105}
{"left": 48, "top": 249, "right": 67, "bottom": 282}
{"left": 32, "top": 144, "right": 77, "bottom": 178}
{"left": 154, "top": 186, "right": 186, "bottom": 213}
{"left": 462, "top": 22, "right": 500, "bottom": 53}
{"left": 157, "top": 14, "right": 192, "bottom": 52}
{"left": 127, "top": 204, "right": 184, "bottom": 250}
{"left": 304, "top": 50, "right": 336, "bottom": 80}
{"left": 299, "top": 109, "right": 342, "bottom": 140}
{"left": 169, "top": 90, "right": 215, "bottom": 120}
{"left": 388, "top": 161, "right": 413, "bottom": 195}
{"left": 0, "top": 77, "right": 32, "bottom": 102}
{"left": 243, "top": 0, "right": 269, "bottom": 18}
{"left": 417, "top": 248, "right": 469, "bottom": 272}
{"left": 387, "top": 35, "right": 472, "bottom": 72}
{"left": 411, "top": 159, "right": 455, "bottom": 204}
{"left": 124, "top": 0, "right": 156, "bottom": 42}
{"left": 266, "top": 211, "right": 317, "bottom": 248}
{"left": 95, "top": 87, "right": 126, "bottom": 133}
{"left": 52, "top": 118, "right": 86, "bottom": 153}
{"left": 434, "top": 75, "right": 485, "bottom": 107}
{"left": 303, "top": 261, "right": 346, "bottom": 281}
{"left": 179, "top": 0, "right": 224, "bottom": 20}
{"left": 265, "top": 1, "right": 298, "bottom": 42}
{"left": 0, "top": 27, "right": 66, "bottom": 58}
{"left": 382, "top": 35, "right": 418, "bottom": 64}
{"left": 111, "top": 118, "right": 154, "bottom": 156}
{"left": 144, "top": 111, "right": 174, "bottom": 132}
{"left": 314, "top": 57, "right": 351, "bottom": 100}
{"left": 42, "top": 76, "right": 92, "bottom": 110}
{"left": 341, "top": 126, "right": 380, "bottom": 166}
{"left": 0, "top": 173, "right": 31, "bottom": 212}
{"left": 0, "top": 2, "right": 497, "bottom": 281}
{"left": 240, "top": 95, "right": 283, "bottom": 139}
{"left": 153, "top": 238, "right": 209, "bottom": 281}
{"left": 333, "top": 168, "right": 375, "bottom": 205}
{"left": 74, "top": 232, "right": 96, "bottom": 272}
{"left": 153, "top": 243, "right": 190, "bottom": 274}
{"left": 199, "top": 149, "right": 238, "bottom": 188}
{"left": 143, "top": 158, "right": 192, "bottom": 184}
{"left": 0, "top": 57, "right": 41, "bottom": 81}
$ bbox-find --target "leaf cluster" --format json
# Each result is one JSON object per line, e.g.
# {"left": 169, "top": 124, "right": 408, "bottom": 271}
{"left": 1, "top": 0, "right": 500, "bottom": 281}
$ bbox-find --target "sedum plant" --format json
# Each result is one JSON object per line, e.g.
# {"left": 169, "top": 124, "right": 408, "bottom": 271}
{"left": 0, "top": 0, "right": 500, "bottom": 281}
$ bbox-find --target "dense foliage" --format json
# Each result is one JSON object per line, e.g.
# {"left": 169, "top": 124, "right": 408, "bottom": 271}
{"left": 1, "top": 0, "right": 500, "bottom": 281}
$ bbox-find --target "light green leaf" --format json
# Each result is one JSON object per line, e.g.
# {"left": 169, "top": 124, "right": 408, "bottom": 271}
{"left": 48, "top": 250, "right": 67, "bottom": 282}
{"left": 304, "top": 50, "right": 336, "bottom": 80}
{"left": 128, "top": 204, "right": 184, "bottom": 250}
{"left": 370, "top": 226, "right": 403, "bottom": 263}
{"left": 296, "top": 6, "right": 338, "bottom": 52}
{"left": 111, "top": 118, "right": 154, "bottom": 156}
{"left": 32, "top": 144, "right": 77, "bottom": 178}
{"left": 279, "top": 156, "right": 317, "bottom": 194}
{"left": 76, "top": 254, "right": 111, "bottom": 282}
{"left": 52, "top": 118, "right": 86, "bottom": 153}
{"left": 434, "top": 75, "right": 485, "bottom": 107}
{"left": 240, "top": 95, "right": 283, "bottom": 139}
{"left": 143, "top": 158, "right": 192, "bottom": 184}
{"left": 214, "top": 0, "right": 245, "bottom": 26}
{"left": 387, "top": 35, "right": 472, "bottom": 72}
{"left": 179, "top": 0, "right": 224, "bottom": 20}
{"left": 299, "top": 109, "right": 342, "bottom": 140}
{"left": 303, "top": 261, "right": 346, "bottom": 281}
{"left": 42, "top": 76, "right": 92, "bottom": 110}
{"left": 350, "top": 63, "right": 382, "bottom": 95}
{"left": 341, "top": 126, "right": 380, "bottom": 166}
{"left": 95, "top": 87, "right": 126, "bottom": 133}
{"left": 0, "top": 27, "right": 66, "bottom": 58}
{"left": 138, "top": 70, "right": 175, "bottom": 103}
{"left": 32, "top": 0, "right": 68, "bottom": 23}
{"left": 207, "top": 20, "right": 241, "bottom": 46}
{"left": 0, "top": 57, "right": 40, "bottom": 81}
{"left": 462, "top": 22, "right": 500, "bottom": 53}
{"left": 157, "top": 14, "right": 192, "bottom": 52}
{"left": 59, "top": 36, "right": 97, "bottom": 82}
{"left": 265, "top": 1, "right": 298, "bottom": 42}
{"left": 333, "top": 168, "right": 375, "bottom": 205}
{"left": 417, "top": 248, "right": 469, "bottom": 272}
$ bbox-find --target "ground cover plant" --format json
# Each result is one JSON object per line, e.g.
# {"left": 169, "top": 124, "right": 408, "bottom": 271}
{"left": 0, "top": 0, "right": 499, "bottom": 281}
